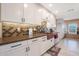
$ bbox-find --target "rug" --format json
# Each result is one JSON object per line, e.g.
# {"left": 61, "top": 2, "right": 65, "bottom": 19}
{"left": 47, "top": 46, "right": 61, "bottom": 56}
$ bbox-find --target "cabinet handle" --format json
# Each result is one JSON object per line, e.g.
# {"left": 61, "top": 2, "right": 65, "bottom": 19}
{"left": 11, "top": 44, "right": 22, "bottom": 48}
{"left": 32, "top": 40, "right": 37, "bottom": 42}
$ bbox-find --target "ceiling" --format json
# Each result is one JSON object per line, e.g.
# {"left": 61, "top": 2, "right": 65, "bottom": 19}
{"left": 41, "top": 3, "right": 79, "bottom": 20}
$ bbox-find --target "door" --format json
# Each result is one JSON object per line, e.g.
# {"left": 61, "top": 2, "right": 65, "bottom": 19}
{"left": 1, "top": 3, "right": 6, "bottom": 21}
{"left": 0, "top": 40, "right": 28, "bottom": 56}
{"left": 27, "top": 39, "right": 40, "bottom": 56}
{"left": 40, "top": 39, "right": 48, "bottom": 55}
{"left": 4, "top": 3, "right": 24, "bottom": 23}
{"left": 24, "top": 3, "right": 34, "bottom": 24}
{"left": 46, "top": 40, "right": 53, "bottom": 50}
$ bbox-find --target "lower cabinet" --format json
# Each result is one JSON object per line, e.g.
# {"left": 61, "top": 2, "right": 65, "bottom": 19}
{"left": 27, "top": 36, "right": 48, "bottom": 56}
{"left": 50, "top": 38, "right": 54, "bottom": 46}
{"left": 0, "top": 40, "right": 28, "bottom": 56}
{"left": 47, "top": 40, "right": 52, "bottom": 49}
{"left": 0, "top": 36, "right": 54, "bottom": 56}
{"left": 27, "top": 40, "right": 40, "bottom": 56}
{"left": 4, "top": 46, "right": 27, "bottom": 56}
{"left": 40, "top": 36, "right": 49, "bottom": 55}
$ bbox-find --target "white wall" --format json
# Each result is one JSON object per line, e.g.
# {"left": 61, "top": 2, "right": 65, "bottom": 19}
{"left": 56, "top": 18, "right": 64, "bottom": 39}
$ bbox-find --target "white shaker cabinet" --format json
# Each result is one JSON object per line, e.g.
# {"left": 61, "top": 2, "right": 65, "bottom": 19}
{"left": 24, "top": 4, "right": 43, "bottom": 25}
{"left": 0, "top": 40, "right": 28, "bottom": 56}
{"left": 4, "top": 46, "right": 27, "bottom": 56}
{"left": 27, "top": 36, "right": 49, "bottom": 56}
{"left": 1, "top": 3, "right": 24, "bottom": 23}
{"left": 46, "top": 39, "right": 53, "bottom": 50}
{"left": 1, "top": 3, "right": 6, "bottom": 21}
{"left": 0, "top": 36, "right": 53, "bottom": 56}
{"left": 24, "top": 4, "right": 34, "bottom": 24}
{"left": 27, "top": 38, "right": 41, "bottom": 56}
{"left": 39, "top": 36, "right": 48, "bottom": 55}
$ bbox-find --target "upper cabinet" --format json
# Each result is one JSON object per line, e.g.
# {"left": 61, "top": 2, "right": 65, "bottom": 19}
{"left": 48, "top": 14, "right": 56, "bottom": 27}
{"left": 24, "top": 4, "right": 42, "bottom": 25}
{"left": 24, "top": 4, "right": 35, "bottom": 24}
{"left": 1, "top": 3, "right": 6, "bottom": 21}
{"left": 1, "top": 3, "right": 24, "bottom": 23}
{"left": 1, "top": 3, "right": 56, "bottom": 26}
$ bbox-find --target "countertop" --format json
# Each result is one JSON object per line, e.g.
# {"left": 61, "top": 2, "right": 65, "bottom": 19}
{"left": 0, "top": 33, "right": 46, "bottom": 45}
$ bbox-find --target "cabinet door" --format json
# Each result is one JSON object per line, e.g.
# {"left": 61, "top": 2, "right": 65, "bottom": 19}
{"left": 46, "top": 40, "right": 53, "bottom": 50}
{"left": 4, "top": 47, "right": 27, "bottom": 56}
{"left": 1, "top": 3, "right": 6, "bottom": 21}
{"left": 28, "top": 43, "right": 40, "bottom": 56}
{"left": 50, "top": 38, "right": 54, "bottom": 46}
{"left": 0, "top": 40, "right": 28, "bottom": 56}
{"left": 33, "top": 5, "right": 42, "bottom": 25}
{"left": 4, "top": 3, "right": 24, "bottom": 23}
{"left": 27, "top": 39, "right": 40, "bottom": 56}
{"left": 40, "top": 39, "right": 48, "bottom": 55}
{"left": 24, "top": 4, "right": 34, "bottom": 24}
{"left": 24, "top": 4, "right": 42, "bottom": 25}
{"left": 0, "top": 47, "right": 27, "bottom": 56}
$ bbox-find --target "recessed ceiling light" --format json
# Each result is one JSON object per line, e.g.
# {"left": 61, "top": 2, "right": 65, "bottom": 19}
{"left": 24, "top": 4, "right": 28, "bottom": 8}
{"left": 50, "top": 14, "right": 53, "bottom": 18}
{"left": 54, "top": 10, "right": 58, "bottom": 14}
{"left": 38, "top": 9, "right": 43, "bottom": 12}
{"left": 48, "top": 4, "right": 53, "bottom": 7}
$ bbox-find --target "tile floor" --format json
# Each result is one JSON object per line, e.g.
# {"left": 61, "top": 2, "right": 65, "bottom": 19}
{"left": 44, "top": 38, "right": 79, "bottom": 56}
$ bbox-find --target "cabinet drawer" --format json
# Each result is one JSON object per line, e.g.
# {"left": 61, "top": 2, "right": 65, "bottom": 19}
{"left": 28, "top": 38, "right": 40, "bottom": 45}
{"left": 38, "top": 36, "right": 47, "bottom": 41}
{"left": 28, "top": 36, "right": 47, "bottom": 45}
{"left": 0, "top": 40, "right": 27, "bottom": 52}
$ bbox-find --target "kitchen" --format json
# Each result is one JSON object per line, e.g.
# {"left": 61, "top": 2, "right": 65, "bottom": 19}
{"left": 3, "top": 2, "right": 79, "bottom": 56}
{"left": 0, "top": 3, "right": 64, "bottom": 56}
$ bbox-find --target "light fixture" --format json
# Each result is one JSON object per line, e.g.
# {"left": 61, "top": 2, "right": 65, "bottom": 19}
{"left": 38, "top": 9, "right": 43, "bottom": 12}
{"left": 54, "top": 10, "right": 58, "bottom": 14}
{"left": 48, "top": 4, "right": 53, "bottom": 7}
{"left": 24, "top": 4, "right": 28, "bottom": 8}
{"left": 50, "top": 14, "right": 53, "bottom": 18}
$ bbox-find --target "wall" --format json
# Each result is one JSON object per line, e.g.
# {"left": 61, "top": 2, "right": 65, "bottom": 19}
{"left": 56, "top": 18, "right": 65, "bottom": 39}
{"left": 64, "top": 19, "right": 79, "bottom": 39}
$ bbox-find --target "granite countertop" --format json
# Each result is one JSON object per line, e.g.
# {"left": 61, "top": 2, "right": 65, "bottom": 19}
{"left": 0, "top": 33, "right": 46, "bottom": 45}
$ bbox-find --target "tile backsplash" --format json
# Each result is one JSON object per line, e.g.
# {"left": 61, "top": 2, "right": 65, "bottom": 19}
{"left": 0, "top": 22, "right": 2, "bottom": 38}
{"left": 2, "top": 22, "right": 42, "bottom": 38}
{"left": 2, "top": 22, "right": 30, "bottom": 37}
